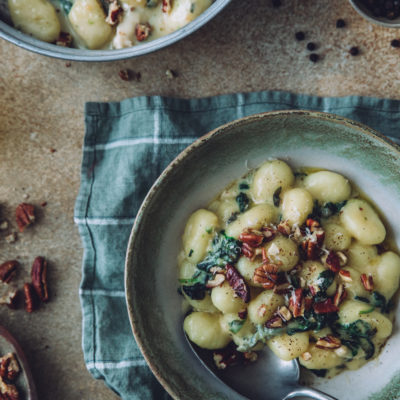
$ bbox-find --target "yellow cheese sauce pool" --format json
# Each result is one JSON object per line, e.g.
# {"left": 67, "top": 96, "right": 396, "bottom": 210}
{"left": 7, "top": 0, "right": 213, "bottom": 49}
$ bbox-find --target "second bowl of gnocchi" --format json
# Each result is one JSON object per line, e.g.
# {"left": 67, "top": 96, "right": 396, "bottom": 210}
{"left": 125, "top": 110, "right": 400, "bottom": 400}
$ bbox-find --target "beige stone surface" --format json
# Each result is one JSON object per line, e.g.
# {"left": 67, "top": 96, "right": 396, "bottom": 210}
{"left": 0, "top": 0, "right": 400, "bottom": 398}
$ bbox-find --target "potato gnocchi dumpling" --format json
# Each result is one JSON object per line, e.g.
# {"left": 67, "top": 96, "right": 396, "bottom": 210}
{"left": 7, "top": 0, "right": 213, "bottom": 49}
{"left": 180, "top": 159, "right": 400, "bottom": 379}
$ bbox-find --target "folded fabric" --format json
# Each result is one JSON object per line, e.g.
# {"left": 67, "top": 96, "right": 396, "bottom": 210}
{"left": 74, "top": 91, "right": 400, "bottom": 399}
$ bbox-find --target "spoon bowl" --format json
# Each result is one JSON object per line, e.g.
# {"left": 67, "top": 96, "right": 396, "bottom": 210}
{"left": 184, "top": 332, "right": 337, "bottom": 400}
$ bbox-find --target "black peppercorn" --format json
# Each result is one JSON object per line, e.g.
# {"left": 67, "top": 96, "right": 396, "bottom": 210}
{"left": 307, "top": 42, "right": 316, "bottom": 51}
{"left": 309, "top": 53, "right": 319, "bottom": 62}
{"left": 336, "top": 19, "right": 346, "bottom": 28}
{"left": 391, "top": 39, "right": 400, "bottom": 47}
{"left": 349, "top": 46, "right": 359, "bottom": 56}
{"left": 295, "top": 31, "right": 305, "bottom": 41}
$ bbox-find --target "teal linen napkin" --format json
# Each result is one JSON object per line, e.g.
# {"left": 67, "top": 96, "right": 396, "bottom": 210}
{"left": 74, "top": 91, "right": 400, "bottom": 399}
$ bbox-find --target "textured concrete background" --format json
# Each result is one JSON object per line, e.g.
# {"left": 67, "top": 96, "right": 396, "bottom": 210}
{"left": 1, "top": 0, "right": 400, "bottom": 398}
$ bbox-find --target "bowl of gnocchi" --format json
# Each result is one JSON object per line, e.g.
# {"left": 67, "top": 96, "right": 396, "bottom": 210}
{"left": 125, "top": 110, "right": 400, "bottom": 400}
{"left": 0, "top": 0, "right": 230, "bottom": 61}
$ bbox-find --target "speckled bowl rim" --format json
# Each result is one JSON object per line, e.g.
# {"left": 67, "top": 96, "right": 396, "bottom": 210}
{"left": 0, "top": 0, "right": 231, "bottom": 62}
{"left": 125, "top": 109, "right": 400, "bottom": 399}
{"left": 349, "top": 0, "right": 400, "bottom": 28}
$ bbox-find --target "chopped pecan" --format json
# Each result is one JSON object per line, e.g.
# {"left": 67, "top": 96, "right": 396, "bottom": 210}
{"left": 24, "top": 283, "right": 37, "bottom": 313}
{"left": 308, "top": 284, "right": 318, "bottom": 296}
{"left": 55, "top": 32, "right": 73, "bottom": 47}
{"left": 325, "top": 251, "right": 341, "bottom": 273}
{"left": 339, "top": 269, "right": 352, "bottom": 282}
{"left": 31, "top": 257, "right": 48, "bottom": 302}
{"left": 206, "top": 273, "right": 225, "bottom": 288}
{"left": 257, "top": 304, "right": 267, "bottom": 318}
{"left": 333, "top": 283, "right": 347, "bottom": 307}
{"left": 261, "top": 226, "right": 276, "bottom": 241}
{"left": 162, "top": 0, "right": 172, "bottom": 13}
{"left": 316, "top": 335, "right": 341, "bottom": 350}
{"left": 301, "top": 236, "right": 322, "bottom": 260}
{"left": 0, "top": 261, "right": 18, "bottom": 284}
{"left": 241, "top": 242, "right": 255, "bottom": 259}
{"left": 301, "top": 351, "right": 312, "bottom": 361}
{"left": 0, "top": 289, "right": 19, "bottom": 309}
{"left": 106, "top": 0, "right": 123, "bottom": 25}
{"left": 0, "top": 353, "right": 20, "bottom": 382}
{"left": 313, "top": 298, "right": 339, "bottom": 314}
{"left": 273, "top": 282, "right": 292, "bottom": 295}
{"left": 238, "top": 309, "right": 247, "bottom": 320}
{"left": 213, "top": 346, "right": 243, "bottom": 369}
{"left": 262, "top": 247, "right": 268, "bottom": 263}
{"left": 277, "top": 305, "right": 292, "bottom": 322}
{"left": 277, "top": 220, "right": 291, "bottom": 236}
{"left": 336, "top": 251, "right": 348, "bottom": 266}
{"left": 243, "top": 351, "right": 258, "bottom": 363}
{"left": 226, "top": 264, "right": 250, "bottom": 303}
{"left": 239, "top": 231, "right": 264, "bottom": 248}
{"left": 253, "top": 264, "right": 279, "bottom": 289}
{"left": 360, "top": 273, "right": 374, "bottom": 291}
{"left": 289, "top": 288, "right": 304, "bottom": 318}
{"left": 306, "top": 218, "right": 320, "bottom": 232}
{"left": 265, "top": 315, "right": 283, "bottom": 328}
{"left": 135, "top": 23, "right": 152, "bottom": 41}
{"left": 0, "top": 375, "right": 19, "bottom": 399}
{"left": 15, "top": 203, "right": 35, "bottom": 232}
{"left": 304, "top": 295, "right": 313, "bottom": 310}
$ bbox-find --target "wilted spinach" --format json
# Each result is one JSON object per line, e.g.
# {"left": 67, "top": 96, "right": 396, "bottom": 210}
{"left": 273, "top": 186, "right": 282, "bottom": 207}
{"left": 179, "top": 270, "right": 211, "bottom": 300}
{"left": 236, "top": 192, "right": 249, "bottom": 213}
{"left": 229, "top": 320, "right": 245, "bottom": 334}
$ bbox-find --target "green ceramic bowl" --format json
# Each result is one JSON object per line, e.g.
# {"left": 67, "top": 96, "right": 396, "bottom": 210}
{"left": 125, "top": 110, "right": 400, "bottom": 400}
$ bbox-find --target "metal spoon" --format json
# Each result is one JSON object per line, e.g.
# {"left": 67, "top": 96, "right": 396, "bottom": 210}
{"left": 185, "top": 334, "right": 337, "bottom": 400}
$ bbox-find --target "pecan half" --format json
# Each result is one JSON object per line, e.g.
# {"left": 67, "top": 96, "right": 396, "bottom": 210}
{"left": 253, "top": 264, "right": 278, "bottom": 289}
{"left": 360, "top": 273, "right": 374, "bottom": 291}
{"left": 226, "top": 264, "right": 250, "bottom": 303}
{"left": 273, "top": 282, "right": 292, "bottom": 295}
{"left": 15, "top": 203, "right": 35, "bottom": 232}
{"left": 31, "top": 257, "right": 48, "bottom": 302}
{"left": 162, "top": 0, "right": 172, "bottom": 13}
{"left": 0, "top": 261, "right": 18, "bottom": 284}
{"left": 261, "top": 226, "right": 276, "bottom": 242}
{"left": 0, "top": 375, "right": 19, "bottom": 400}
{"left": 313, "top": 298, "right": 339, "bottom": 314}
{"left": 301, "top": 237, "right": 322, "bottom": 260}
{"left": 0, "top": 353, "right": 20, "bottom": 382}
{"left": 135, "top": 23, "right": 152, "bottom": 41}
{"left": 316, "top": 335, "right": 341, "bottom": 350}
{"left": 333, "top": 283, "right": 347, "bottom": 307}
{"left": 239, "top": 231, "right": 264, "bottom": 248}
{"left": 289, "top": 288, "right": 304, "bottom": 317}
{"left": 213, "top": 346, "right": 243, "bottom": 369}
{"left": 238, "top": 309, "right": 247, "bottom": 320}
{"left": 106, "top": 0, "right": 123, "bottom": 25}
{"left": 265, "top": 315, "right": 283, "bottom": 328}
{"left": 55, "top": 32, "right": 73, "bottom": 47}
{"left": 24, "top": 283, "right": 37, "bottom": 313}
{"left": 241, "top": 242, "right": 255, "bottom": 259}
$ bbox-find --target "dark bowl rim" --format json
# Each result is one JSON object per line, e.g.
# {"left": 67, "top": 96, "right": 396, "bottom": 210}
{"left": 0, "top": 0, "right": 231, "bottom": 61}
{"left": 125, "top": 109, "right": 400, "bottom": 399}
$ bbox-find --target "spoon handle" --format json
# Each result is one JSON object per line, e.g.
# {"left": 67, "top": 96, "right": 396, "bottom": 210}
{"left": 283, "top": 387, "right": 337, "bottom": 400}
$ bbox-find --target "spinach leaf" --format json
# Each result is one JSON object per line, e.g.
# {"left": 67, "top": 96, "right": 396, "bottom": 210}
{"left": 188, "top": 249, "right": 193, "bottom": 258}
{"left": 354, "top": 296, "right": 370, "bottom": 304}
{"left": 180, "top": 270, "right": 211, "bottom": 300}
{"left": 60, "top": 0, "right": 73, "bottom": 13}
{"left": 197, "top": 231, "right": 242, "bottom": 272}
{"left": 227, "top": 212, "right": 239, "bottom": 224}
{"left": 371, "top": 291, "right": 387, "bottom": 312}
{"left": 333, "top": 319, "right": 376, "bottom": 360}
{"left": 239, "top": 183, "right": 249, "bottom": 190}
{"left": 237, "top": 324, "right": 285, "bottom": 351}
{"left": 309, "top": 200, "right": 347, "bottom": 220}
{"left": 294, "top": 172, "right": 308, "bottom": 178}
{"left": 286, "top": 310, "right": 338, "bottom": 335}
{"left": 359, "top": 306, "right": 375, "bottom": 315}
{"left": 273, "top": 186, "right": 282, "bottom": 207}
{"left": 229, "top": 320, "right": 245, "bottom": 334}
{"left": 236, "top": 192, "right": 249, "bottom": 213}
{"left": 316, "top": 270, "right": 335, "bottom": 292}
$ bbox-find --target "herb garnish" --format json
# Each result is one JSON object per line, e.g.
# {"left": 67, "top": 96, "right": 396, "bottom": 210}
{"left": 229, "top": 320, "right": 245, "bottom": 334}
{"left": 309, "top": 200, "right": 347, "bottom": 220}
{"left": 316, "top": 270, "right": 335, "bottom": 292}
{"left": 236, "top": 192, "right": 249, "bottom": 213}
{"left": 273, "top": 186, "right": 282, "bottom": 207}
{"left": 188, "top": 249, "right": 193, "bottom": 257}
{"left": 239, "top": 183, "right": 249, "bottom": 190}
{"left": 179, "top": 270, "right": 211, "bottom": 300}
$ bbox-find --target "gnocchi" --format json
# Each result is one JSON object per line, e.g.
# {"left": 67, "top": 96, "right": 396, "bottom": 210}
{"left": 179, "top": 160, "right": 399, "bottom": 379}
{"left": 8, "top": 0, "right": 213, "bottom": 49}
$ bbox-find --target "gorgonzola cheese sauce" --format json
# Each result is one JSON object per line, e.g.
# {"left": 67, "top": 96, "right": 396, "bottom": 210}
{"left": 179, "top": 160, "right": 400, "bottom": 378}
{"left": 7, "top": 0, "right": 213, "bottom": 49}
